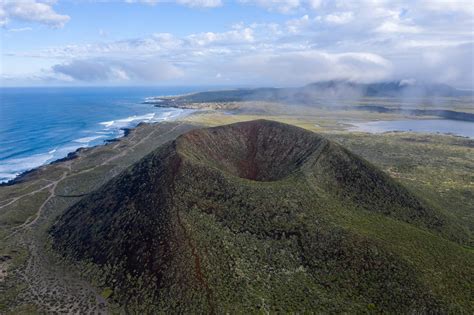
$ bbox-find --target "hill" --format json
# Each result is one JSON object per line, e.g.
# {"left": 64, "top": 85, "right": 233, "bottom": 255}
{"left": 145, "top": 81, "right": 472, "bottom": 107}
{"left": 49, "top": 120, "right": 473, "bottom": 313}
{"left": 305, "top": 80, "right": 470, "bottom": 98}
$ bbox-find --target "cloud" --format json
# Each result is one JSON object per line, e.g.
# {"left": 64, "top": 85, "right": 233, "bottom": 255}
{"left": 0, "top": 6, "right": 6, "bottom": 27}
{"left": 125, "top": 0, "right": 222, "bottom": 8}
{"left": 240, "top": 0, "right": 304, "bottom": 14}
{"left": 2, "top": 0, "right": 473, "bottom": 88}
{"left": 52, "top": 59, "right": 183, "bottom": 82}
{"left": 46, "top": 46, "right": 392, "bottom": 86}
{"left": 323, "top": 12, "right": 353, "bottom": 24}
{"left": 393, "top": 42, "right": 474, "bottom": 88}
{"left": 240, "top": 0, "right": 329, "bottom": 13}
{"left": 421, "top": 0, "right": 474, "bottom": 15}
{"left": 187, "top": 28, "right": 254, "bottom": 46}
{"left": 0, "top": 0, "right": 70, "bottom": 28}
{"left": 6, "top": 28, "right": 254, "bottom": 60}
{"left": 52, "top": 60, "right": 113, "bottom": 81}
{"left": 7, "top": 27, "right": 33, "bottom": 32}
{"left": 176, "top": 0, "right": 222, "bottom": 8}
{"left": 375, "top": 21, "right": 421, "bottom": 33}
{"left": 286, "top": 14, "right": 311, "bottom": 33}
{"left": 285, "top": 11, "right": 354, "bottom": 34}
{"left": 124, "top": 0, "right": 159, "bottom": 4}
{"left": 228, "top": 51, "right": 393, "bottom": 85}
{"left": 307, "top": 0, "right": 322, "bottom": 9}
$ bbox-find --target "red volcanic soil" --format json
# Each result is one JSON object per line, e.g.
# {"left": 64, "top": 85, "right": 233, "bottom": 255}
{"left": 177, "top": 119, "right": 326, "bottom": 181}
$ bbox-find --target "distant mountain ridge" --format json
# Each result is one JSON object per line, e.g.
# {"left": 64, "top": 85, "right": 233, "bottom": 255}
{"left": 305, "top": 80, "right": 471, "bottom": 98}
{"left": 146, "top": 81, "right": 472, "bottom": 106}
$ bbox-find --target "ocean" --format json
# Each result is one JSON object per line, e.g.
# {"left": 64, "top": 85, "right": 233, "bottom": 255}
{"left": 0, "top": 86, "right": 201, "bottom": 183}
{"left": 3, "top": 87, "right": 472, "bottom": 184}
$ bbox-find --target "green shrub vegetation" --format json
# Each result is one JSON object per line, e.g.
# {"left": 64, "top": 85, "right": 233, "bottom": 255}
{"left": 49, "top": 120, "right": 473, "bottom": 313}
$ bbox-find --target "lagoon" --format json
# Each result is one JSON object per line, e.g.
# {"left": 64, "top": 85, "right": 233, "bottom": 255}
{"left": 350, "top": 119, "right": 474, "bottom": 138}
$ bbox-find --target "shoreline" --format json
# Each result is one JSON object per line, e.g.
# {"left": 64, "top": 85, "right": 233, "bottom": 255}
{"left": 3, "top": 94, "right": 474, "bottom": 185}
{"left": 0, "top": 108, "right": 193, "bottom": 186}
{"left": 347, "top": 119, "right": 474, "bottom": 139}
{"left": 0, "top": 130, "right": 127, "bottom": 187}
{"left": 150, "top": 101, "right": 474, "bottom": 122}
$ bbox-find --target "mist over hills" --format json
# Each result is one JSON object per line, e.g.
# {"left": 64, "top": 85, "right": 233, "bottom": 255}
{"left": 148, "top": 80, "right": 472, "bottom": 106}
{"left": 50, "top": 120, "right": 472, "bottom": 313}
{"left": 305, "top": 80, "right": 471, "bottom": 98}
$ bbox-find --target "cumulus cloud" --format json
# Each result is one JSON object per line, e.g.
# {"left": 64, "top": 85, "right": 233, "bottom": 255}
{"left": 7, "top": 27, "right": 33, "bottom": 32}
{"left": 246, "top": 0, "right": 473, "bottom": 16}
{"left": 239, "top": 0, "right": 328, "bottom": 13}
{"left": 52, "top": 60, "right": 112, "bottom": 81}
{"left": 375, "top": 21, "right": 421, "bottom": 33}
{"left": 240, "top": 0, "right": 303, "bottom": 14}
{"left": 0, "top": 7, "right": 6, "bottom": 27}
{"left": 7, "top": 27, "right": 256, "bottom": 60}
{"left": 323, "top": 12, "right": 353, "bottom": 24}
{"left": 187, "top": 28, "right": 254, "bottom": 46}
{"left": 285, "top": 11, "right": 354, "bottom": 34}
{"left": 393, "top": 42, "right": 474, "bottom": 88}
{"left": 124, "top": 0, "right": 159, "bottom": 4}
{"left": 52, "top": 59, "right": 183, "bottom": 82}
{"left": 46, "top": 48, "right": 392, "bottom": 85}
{"left": 2, "top": 0, "right": 473, "bottom": 88}
{"left": 286, "top": 15, "right": 312, "bottom": 33}
{"left": 307, "top": 0, "right": 322, "bottom": 9}
{"left": 177, "top": 0, "right": 222, "bottom": 8}
{"left": 421, "top": 0, "right": 474, "bottom": 15}
{"left": 231, "top": 51, "right": 392, "bottom": 84}
{"left": 125, "top": 0, "right": 222, "bottom": 8}
{"left": 0, "top": 0, "right": 70, "bottom": 28}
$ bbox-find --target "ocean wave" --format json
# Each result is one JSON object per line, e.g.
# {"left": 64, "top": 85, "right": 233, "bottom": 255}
{"left": 0, "top": 152, "right": 54, "bottom": 182}
{"left": 73, "top": 135, "right": 106, "bottom": 144}
{"left": 0, "top": 145, "right": 83, "bottom": 183}
{"left": 0, "top": 107, "right": 191, "bottom": 183}
{"left": 98, "top": 109, "right": 187, "bottom": 130}
{"left": 0, "top": 173, "right": 17, "bottom": 182}
{"left": 144, "top": 97, "right": 163, "bottom": 102}
{"left": 99, "top": 120, "right": 115, "bottom": 128}
{"left": 99, "top": 113, "right": 155, "bottom": 129}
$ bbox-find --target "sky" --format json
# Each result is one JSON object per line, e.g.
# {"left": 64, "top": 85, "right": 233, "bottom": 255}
{"left": 0, "top": 0, "right": 473, "bottom": 88}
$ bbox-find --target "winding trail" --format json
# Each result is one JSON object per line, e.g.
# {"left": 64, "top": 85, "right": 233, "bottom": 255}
{"left": 0, "top": 183, "right": 54, "bottom": 211}
{"left": 3, "top": 122, "right": 185, "bottom": 240}
{"left": 5, "top": 169, "right": 68, "bottom": 239}
{"left": 0, "top": 122, "right": 184, "bottom": 240}
{"left": 1, "top": 120, "right": 190, "bottom": 314}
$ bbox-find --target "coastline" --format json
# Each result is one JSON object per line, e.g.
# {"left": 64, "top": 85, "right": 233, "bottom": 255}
{"left": 347, "top": 119, "right": 474, "bottom": 139}
{"left": 3, "top": 89, "right": 473, "bottom": 185}
{"left": 0, "top": 108, "right": 194, "bottom": 186}
{"left": 1, "top": 131, "right": 123, "bottom": 186}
